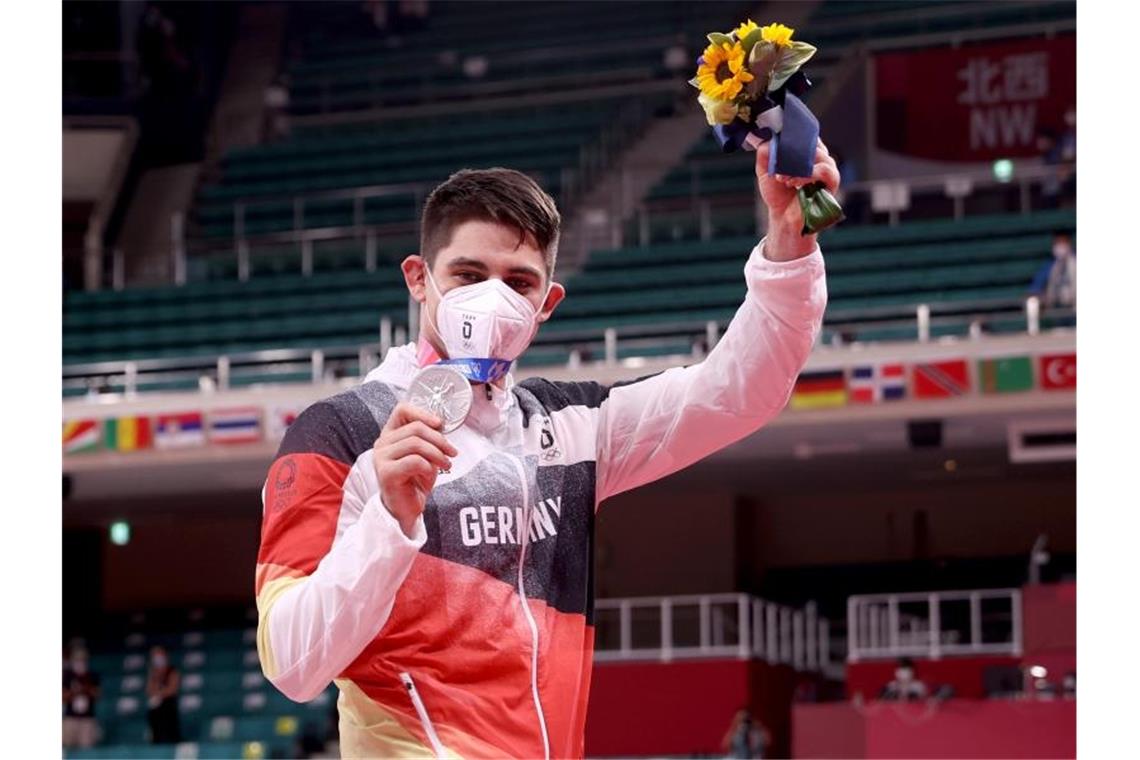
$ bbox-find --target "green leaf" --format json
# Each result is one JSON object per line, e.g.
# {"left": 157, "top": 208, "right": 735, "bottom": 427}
{"left": 707, "top": 32, "right": 733, "bottom": 48}
{"left": 748, "top": 40, "right": 780, "bottom": 93}
{"left": 768, "top": 42, "right": 817, "bottom": 93}
{"left": 739, "top": 27, "right": 764, "bottom": 57}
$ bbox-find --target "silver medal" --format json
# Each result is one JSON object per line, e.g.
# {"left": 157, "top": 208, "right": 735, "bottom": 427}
{"left": 405, "top": 364, "right": 473, "bottom": 434}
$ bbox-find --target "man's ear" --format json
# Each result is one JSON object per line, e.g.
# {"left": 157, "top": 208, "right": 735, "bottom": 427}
{"left": 537, "top": 281, "right": 566, "bottom": 323}
{"left": 401, "top": 254, "right": 428, "bottom": 304}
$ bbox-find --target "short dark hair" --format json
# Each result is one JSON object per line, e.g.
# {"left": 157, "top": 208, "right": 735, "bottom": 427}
{"left": 419, "top": 167, "right": 561, "bottom": 277}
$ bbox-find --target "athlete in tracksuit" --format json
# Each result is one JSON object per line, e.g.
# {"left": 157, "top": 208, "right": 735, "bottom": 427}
{"left": 256, "top": 146, "right": 836, "bottom": 758}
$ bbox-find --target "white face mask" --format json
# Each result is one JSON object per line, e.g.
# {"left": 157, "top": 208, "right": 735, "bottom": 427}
{"left": 424, "top": 268, "right": 543, "bottom": 362}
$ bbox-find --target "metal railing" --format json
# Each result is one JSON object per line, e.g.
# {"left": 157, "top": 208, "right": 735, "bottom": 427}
{"left": 63, "top": 319, "right": 406, "bottom": 399}
{"left": 847, "top": 588, "right": 1023, "bottom": 662}
{"left": 62, "top": 298, "right": 1074, "bottom": 399}
{"left": 593, "top": 593, "right": 840, "bottom": 671}
{"left": 622, "top": 160, "right": 1075, "bottom": 249}
{"left": 180, "top": 94, "right": 664, "bottom": 283}
{"left": 173, "top": 153, "right": 1072, "bottom": 287}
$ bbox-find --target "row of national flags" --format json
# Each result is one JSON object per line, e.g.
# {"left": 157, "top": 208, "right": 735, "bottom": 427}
{"left": 63, "top": 406, "right": 303, "bottom": 456}
{"left": 789, "top": 353, "right": 1075, "bottom": 410}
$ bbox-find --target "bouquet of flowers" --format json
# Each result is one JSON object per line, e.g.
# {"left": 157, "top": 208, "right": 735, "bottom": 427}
{"left": 690, "top": 21, "right": 844, "bottom": 235}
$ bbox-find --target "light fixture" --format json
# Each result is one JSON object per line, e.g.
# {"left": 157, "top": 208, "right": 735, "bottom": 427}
{"left": 109, "top": 521, "right": 131, "bottom": 546}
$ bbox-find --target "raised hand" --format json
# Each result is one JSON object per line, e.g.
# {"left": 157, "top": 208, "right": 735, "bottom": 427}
{"left": 754, "top": 138, "right": 841, "bottom": 260}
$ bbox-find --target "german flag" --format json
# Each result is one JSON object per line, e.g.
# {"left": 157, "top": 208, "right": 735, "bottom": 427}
{"left": 790, "top": 369, "right": 847, "bottom": 410}
{"left": 104, "top": 416, "right": 154, "bottom": 452}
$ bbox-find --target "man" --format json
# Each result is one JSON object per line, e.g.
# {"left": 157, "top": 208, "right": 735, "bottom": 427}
{"left": 1029, "top": 231, "right": 1076, "bottom": 309}
{"left": 256, "top": 140, "right": 836, "bottom": 758}
{"left": 145, "top": 645, "right": 182, "bottom": 744}
{"left": 62, "top": 649, "right": 101, "bottom": 749}
{"left": 880, "top": 657, "right": 928, "bottom": 702}
{"left": 721, "top": 708, "right": 771, "bottom": 759}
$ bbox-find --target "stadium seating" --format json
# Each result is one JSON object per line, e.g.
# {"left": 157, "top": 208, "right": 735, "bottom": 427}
{"left": 282, "top": 1, "right": 742, "bottom": 113}
{"left": 66, "top": 611, "right": 334, "bottom": 760}
{"left": 184, "top": 0, "right": 748, "bottom": 271}
{"left": 63, "top": 208, "right": 1075, "bottom": 376}
{"left": 62, "top": 0, "right": 1077, "bottom": 384}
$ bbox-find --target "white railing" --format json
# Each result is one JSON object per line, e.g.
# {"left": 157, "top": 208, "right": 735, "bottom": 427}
{"left": 592, "top": 593, "right": 838, "bottom": 672}
{"left": 62, "top": 297, "right": 1074, "bottom": 399}
{"left": 847, "top": 588, "right": 1023, "bottom": 663}
{"left": 624, "top": 160, "right": 1075, "bottom": 249}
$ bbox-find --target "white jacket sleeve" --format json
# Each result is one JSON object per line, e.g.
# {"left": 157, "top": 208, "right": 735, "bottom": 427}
{"left": 595, "top": 237, "right": 827, "bottom": 503}
{"left": 256, "top": 449, "right": 426, "bottom": 702}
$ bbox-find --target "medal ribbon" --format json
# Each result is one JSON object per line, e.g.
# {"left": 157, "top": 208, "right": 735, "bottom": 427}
{"left": 435, "top": 358, "right": 512, "bottom": 384}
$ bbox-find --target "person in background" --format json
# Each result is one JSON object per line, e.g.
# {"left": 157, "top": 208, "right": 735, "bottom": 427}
{"left": 1058, "top": 106, "right": 1077, "bottom": 204}
{"left": 881, "top": 656, "right": 928, "bottom": 701}
{"left": 262, "top": 75, "right": 291, "bottom": 142}
{"left": 721, "top": 708, "right": 771, "bottom": 759}
{"left": 145, "top": 645, "right": 182, "bottom": 744}
{"left": 62, "top": 649, "right": 101, "bottom": 749}
{"left": 1029, "top": 231, "right": 1077, "bottom": 309}
{"left": 1062, "top": 671, "right": 1076, "bottom": 699}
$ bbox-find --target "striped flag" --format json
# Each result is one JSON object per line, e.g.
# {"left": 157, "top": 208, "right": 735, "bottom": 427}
{"left": 790, "top": 370, "right": 847, "bottom": 410}
{"left": 208, "top": 408, "right": 262, "bottom": 444}
{"left": 979, "top": 357, "right": 1033, "bottom": 394}
{"left": 913, "top": 360, "right": 971, "bottom": 399}
{"left": 848, "top": 364, "right": 906, "bottom": 404}
{"left": 155, "top": 412, "right": 206, "bottom": 449}
{"left": 63, "top": 420, "right": 101, "bottom": 454}
{"left": 104, "top": 416, "right": 154, "bottom": 452}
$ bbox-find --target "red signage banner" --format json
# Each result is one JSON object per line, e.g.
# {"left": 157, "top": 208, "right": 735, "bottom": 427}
{"left": 875, "top": 34, "right": 1075, "bottom": 162}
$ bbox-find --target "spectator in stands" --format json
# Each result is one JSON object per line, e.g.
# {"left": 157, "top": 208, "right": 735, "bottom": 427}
{"left": 1038, "top": 109, "right": 1076, "bottom": 210}
{"left": 1036, "top": 129, "right": 1062, "bottom": 208}
{"left": 1059, "top": 107, "right": 1077, "bottom": 164}
{"left": 263, "top": 75, "right": 291, "bottom": 142}
{"left": 62, "top": 649, "right": 101, "bottom": 749}
{"left": 1062, "top": 671, "right": 1076, "bottom": 699}
{"left": 880, "top": 656, "right": 928, "bottom": 701}
{"left": 1029, "top": 232, "right": 1077, "bottom": 308}
{"left": 1058, "top": 106, "right": 1077, "bottom": 203}
{"left": 721, "top": 708, "right": 770, "bottom": 759}
{"left": 145, "top": 645, "right": 182, "bottom": 744}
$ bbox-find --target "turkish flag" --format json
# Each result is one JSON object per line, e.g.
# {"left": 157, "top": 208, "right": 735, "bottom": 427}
{"left": 1039, "top": 353, "right": 1076, "bottom": 390}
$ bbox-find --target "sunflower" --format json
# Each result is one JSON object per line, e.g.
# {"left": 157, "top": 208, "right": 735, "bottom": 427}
{"left": 696, "top": 41, "right": 754, "bottom": 101}
{"left": 733, "top": 19, "right": 759, "bottom": 41}
{"left": 759, "top": 22, "right": 795, "bottom": 47}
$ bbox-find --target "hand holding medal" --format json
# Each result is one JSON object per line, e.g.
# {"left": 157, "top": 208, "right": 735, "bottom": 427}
{"left": 372, "top": 399, "right": 460, "bottom": 538}
{"left": 691, "top": 20, "right": 845, "bottom": 235}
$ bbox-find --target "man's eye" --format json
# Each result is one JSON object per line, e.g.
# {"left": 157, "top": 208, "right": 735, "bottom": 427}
{"left": 455, "top": 272, "right": 481, "bottom": 283}
{"left": 508, "top": 279, "right": 532, "bottom": 293}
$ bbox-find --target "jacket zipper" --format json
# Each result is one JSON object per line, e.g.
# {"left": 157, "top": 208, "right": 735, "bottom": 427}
{"left": 399, "top": 672, "right": 446, "bottom": 759}
{"left": 508, "top": 453, "right": 551, "bottom": 760}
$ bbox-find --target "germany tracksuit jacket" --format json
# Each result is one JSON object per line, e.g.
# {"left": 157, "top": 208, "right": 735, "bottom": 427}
{"left": 255, "top": 239, "right": 827, "bottom": 758}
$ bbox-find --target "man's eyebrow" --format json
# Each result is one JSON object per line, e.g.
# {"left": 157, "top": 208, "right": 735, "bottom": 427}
{"left": 447, "top": 257, "right": 543, "bottom": 280}
{"left": 507, "top": 265, "right": 543, "bottom": 280}
{"left": 446, "top": 257, "right": 489, "bottom": 271}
